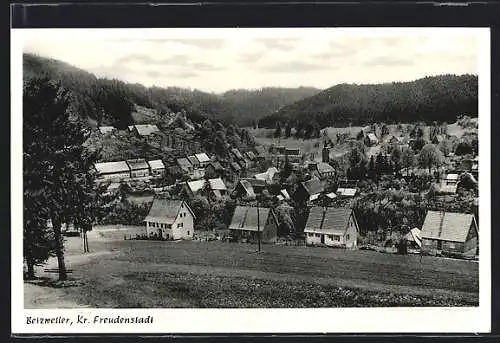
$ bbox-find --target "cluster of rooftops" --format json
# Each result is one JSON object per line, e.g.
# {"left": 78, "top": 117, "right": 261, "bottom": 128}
{"left": 94, "top": 159, "right": 165, "bottom": 177}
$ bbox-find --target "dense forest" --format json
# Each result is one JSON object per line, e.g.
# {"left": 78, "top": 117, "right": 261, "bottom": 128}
{"left": 23, "top": 53, "right": 319, "bottom": 127}
{"left": 258, "top": 74, "right": 478, "bottom": 129}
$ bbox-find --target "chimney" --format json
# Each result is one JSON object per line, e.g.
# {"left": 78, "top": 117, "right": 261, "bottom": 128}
{"left": 322, "top": 146, "right": 330, "bottom": 163}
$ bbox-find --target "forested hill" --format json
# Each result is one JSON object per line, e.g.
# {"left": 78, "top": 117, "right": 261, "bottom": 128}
{"left": 23, "top": 53, "right": 320, "bottom": 127}
{"left": 221, "top": 87, "right": 320, "bottom": 126}
{"left": 258, "top": 74, "right": 478, "bottom": 129}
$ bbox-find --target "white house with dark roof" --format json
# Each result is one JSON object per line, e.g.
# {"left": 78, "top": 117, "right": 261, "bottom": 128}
{"left": 229, "top": 206, "right": 278, "bottom": 243}
{"left": 148, "top": 160, "right": 166, "bottom": 177}
{"left": 304, "top": 207, "right": 359, "bottom": 248}
{"left": 144, "top": 198, "right": 195, "bottom": 240}
{"left": 94, "top": 161, "right": 131, "bottom": 181}
{"left": 185, "top": 179, "right": 206, "bottom": 197}
{"left": 126, "top": 159, "right": 150, "bottom": 178}
{"left": 420, "top": 211, "right": 478, "bottom": 258}
{"left": 195, "top": 153, "right": 211, "bottom": 167}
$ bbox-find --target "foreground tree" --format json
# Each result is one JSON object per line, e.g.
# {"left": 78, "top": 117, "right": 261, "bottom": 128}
{"left": 24, "top": 77, "right": 98, "bottom": 280}
{"left": 418, "top": 144, "right": 444, "bottom": 174}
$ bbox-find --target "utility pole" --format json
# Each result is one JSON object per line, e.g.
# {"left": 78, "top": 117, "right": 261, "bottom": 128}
{"left": 257, "top": 198, "right": 261, "bottom": 253}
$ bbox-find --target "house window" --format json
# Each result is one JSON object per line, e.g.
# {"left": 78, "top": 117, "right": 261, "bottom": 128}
{"left": 346, "top": 234, "right": 350, "bottom": 240}
{"left": 187, "top": 231, "right": 190, "bottom": 235}
{"left": 177, "top": 223, "right": 183, "bottom": 228}
{"left": 333, "top": 235, "right": 340, "bottom": 241}
{"left": 315, "top": 233, "right": 321, "bottom": 238}
{"left": 328, "top": 235, "right": 333, "bottom": 239}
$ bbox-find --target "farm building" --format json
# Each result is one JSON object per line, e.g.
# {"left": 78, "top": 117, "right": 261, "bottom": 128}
{"left": 229, "top": 206, "right": 278, "bottom": 244}
{"left": 294, "top": 177, "right": 324, "bottom": 202}
{"left": 208, "top": 178, "right": 228, "bottom": 200}
{"left": 231, "top": 148, "right": 245, "bottom": 161}
{"left": 98, "top": 126, "right": 115, "bottom": 134}
{"left": 315, "top": 162, "right": 335, "bottom": 179}
{"left": 232, "top": 179, "right": 257, "bottom": 200}
{"left": 445, "top": 173, "right": 459, "bottom": 185}
{"left": 364, "top": 133, "right": 379, "bottom": 147}
{"left": 336, "top": 188, "right": 357, "bottom": 197}
{"left": 126, "top": 159, "right": 150, "bottom": 178}
{"left": 94, "top": 161, "right": 131, "bottom": 181}
{"left": 195, "top": 153, "right": 211, "bottom": 167}
{"left": 404, "top": 228, "right": 422, "bottom": 251}
{"left": 187, "top": 155, "right": 200, "bottom": 168}
{"left": 148, "top": 160, "right": 166, "bottom": 177}
{"left": 176, "top": 158, "right": 194, "bottom": 174}
{"left": 130, "top": 124, "right": 160, "bottom": 136}
{"left": 185, "top": 179, "right": 206, "bottom": 197}
{"left": 254, "top": 167, "right": 279, "bottom": 184}
{"left": 285, "top": 148, "right": 300, "bottom": 156}
{"left": 144, "top": 199, "right": 195, "bottom": 240}
{"left": 245, "top": 151, "right": 256, "bottom": 161}
{"left": 205, "top": 161, "right": 224, "bottom": 178}
{"left": 420, "top": 211, "right": 478, "bottom": 258}
{"left": 304, "top": 207, "right": 359, "bottom": 249}
{"left": 230, "top": 161, "right": 242, "bottom": 173}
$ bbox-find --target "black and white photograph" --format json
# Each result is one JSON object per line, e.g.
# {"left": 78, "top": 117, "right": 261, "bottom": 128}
{"left": 11, "top": 27, "right": 490, "bottom": 333}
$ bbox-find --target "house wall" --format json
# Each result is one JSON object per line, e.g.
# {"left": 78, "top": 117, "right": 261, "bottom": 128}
{"left": 151, "top": 168, "right": 165, "bottom": 176}
{"left": 131, "top": 168, "right": 150, "bottom": 178}
{"left": 145, "top": 221, "right": 172, "bottom": 239}
{"left": 100, "top": 171, "right": 130, "bottom": 181}
{"left": 345, "top": 214, "right": 358, "bottom": 249}
{"left": 305, "top": 232, "right": 323, "bottom": 245}
{"left": 421, "top": 238, "right": 439, "bottom": 255}
{"left": 171, "top": 204, "right": 194, "bottom": 240}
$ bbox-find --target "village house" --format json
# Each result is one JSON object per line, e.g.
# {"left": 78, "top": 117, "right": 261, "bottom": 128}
{"left": 187, "top": 155, "right": 200, "bottom": 168}
{"left": 276, "top": 189, "right": 291, "bottom": 202}
{"left": 232, "top": 179, "right": 257, "bottom": 200}
{"left": 229, "top": 206, "right": 278, "bottom": 244}
{"left": 285, "top": 148, "right": 300, "bottom": 156}
{"left": 253, "top": 146, "right": 266, "bottom": 160}
{"left": 195, "top": 153, "right": 211, "bottom": 167}
{"left": 230, "top": 161, "right": 242, "bottom": 173}
{"left": 99, "top": 126, "right": 116, "bottom": 135}
{"left": 304, "top": 207, "right": 359, "bottom": 249}
{"left": 185, "top": 179, "right": 206, "bottom": 197}
{"left": 420, "top": 211, "right": 478, "bottom": 258}
{"left": 144, "top": 198, "right": 195, "bottom": 240}
{"left": 126, "top": 159, "right": 150, "bottom": 178}
{"left": 148, "top": 159, "right": 166, "bottom": 177}
{"left": 294, "top": 177, "right": 324, "bottom": 202}
{"left": 307, "top": 161, "right": 335, "bottom": 180}
{"left": 205, "top": 161, "right": 224, "bottom": 179}
{"left": 245, "top": 151, "right": 256, "bottom": 161}
{"left": 231, "top": 148, "right": 245, "bottom": 161}
{"left": 388, "top": 135, "right": 405, "bottom": 145}
{"left": 176, "top": 158, "right": 194, "bottom": 174}
{"left": 432, "top": 134, "right": 446, "bottom": 145}
{"left": 254, "top": 167, "right": 279, "bottom": 184}
{"left": 336, "top": 187, "right": 357, "bottom": 197}
{"left": 129, "top": 124, "right": 160, "bottom": 136}
{"left": 94, "top": 161, "right": 131, "bottom": 181}
{"left": 364, "top": 133, "right": 379, "bottom": 147}
{"left": 208, "top": 178, "right": 228, "bottom": 200}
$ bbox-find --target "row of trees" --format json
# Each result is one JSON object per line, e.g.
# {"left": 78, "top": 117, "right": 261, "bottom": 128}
{"left": 24, "top": 77, "right": 100, "bottom": 280}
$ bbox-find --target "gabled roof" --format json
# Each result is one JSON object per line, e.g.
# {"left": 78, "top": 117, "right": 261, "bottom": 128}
{"left": 230, "top": 162, "right": 242, "bottom": 171}
{"left": 229, "top": 206, "right": 272, "bottom": 232}
{"left": 421, "top": 211, "right": 477, "bottom": 242}
{"left": 254, "top": 167, "right": 279, "bottom": 183}
{"left": 285, "top": 148, "right": 300, "bottom": 155}
{"left": 195, "top": 153, "right": 211, "bottom": 164}
{"left": 144, "top": 199, "right": 193, "bottom": 224}
{"left": 99, "top": 126, "right": 115, "bottom": 134}
{"left": 300, "top": 177, "right": 324, "bottom": 196}
{"left": 434, "top": 134, "right": 445, "bottom": 143}
{"left": 245, "top": 151, "right": 256, "bottom": 160}
{"left": 95, "top": 161, "right": 130, "bottom": 174}
{"left": 243, "top": 177, "right": 267, "bottom": 189}
{"left": 366, "top": 133, "right": 378, "bottom": 142}
{"left": 280, "top": 189, "right": 290, "bottom": 200}
{"left": 237, "top": 179, "right": 256, "bottom": 198}
{"left": 317, "top": 162, "right": 335, "bottom": 174}
{"left": 133, "top": 124, "right": 160, "bottom": 136}
{"left": 187, "top": 155, "right": 199, "bottom": 166}
{"left": 305, "top": 207, "right": 354, "bottom": 235}
{"left": 186, "top": 180, "right": 206, "bottom": 194}
{"left": 148, "top": 159, "right": 165, "bottom": 170}
{"left": 177, "top": 158, "right": 193, "bottom": 170}
{"left": 231, "top": 148, "right": 244, "bottom": 160}
{"left": 337, "top": 188, "right": 357, "bottom": 197}
{"left": 446, "top": 173, "right": 459, "bottom": 181}
{"left": 208, "top": 178, "right": 227, "bottom": 191}
{"left": 208, "top": 161, "right": 224, "bottom": 171}
{"left": 126, "top": 159, "right": 149, "bottom": 170}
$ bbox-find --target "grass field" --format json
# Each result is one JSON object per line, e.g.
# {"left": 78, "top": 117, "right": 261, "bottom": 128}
{"left": 25, "top": 226, "right": 478, "bottom": 308}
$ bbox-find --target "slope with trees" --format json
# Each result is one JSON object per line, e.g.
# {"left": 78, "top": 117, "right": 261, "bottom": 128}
{"left": 258, "top": 74, "right": 478, "bottom": 129}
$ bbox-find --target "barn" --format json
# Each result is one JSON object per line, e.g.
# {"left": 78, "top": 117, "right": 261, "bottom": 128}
{"left": 420, "top": 211, "right": 478, "bottom": 258}
{"left": 229, "top": 206, "right": 278, "bottom": 244}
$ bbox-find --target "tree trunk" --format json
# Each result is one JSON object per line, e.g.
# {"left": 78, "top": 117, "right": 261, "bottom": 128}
{"left": 26, "top": 258, "right": 35, "bottom": 280}
{"left": 52, "top": 219, "right": 67, "bottom": 281}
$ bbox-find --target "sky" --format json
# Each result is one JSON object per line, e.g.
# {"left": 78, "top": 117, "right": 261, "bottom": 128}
{"left": 22, "top": 28, "right": 482, "bottom": 93}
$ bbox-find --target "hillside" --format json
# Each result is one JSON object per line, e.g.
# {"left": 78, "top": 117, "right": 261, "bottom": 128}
{"left": 23, "top": 53, "right": 320, "bottom": 126}
{"left": 258, "top": 75, "right": 478, "bottom": 129}
{"left": 221, "top": 87, "right": 320, "bottom": 126}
